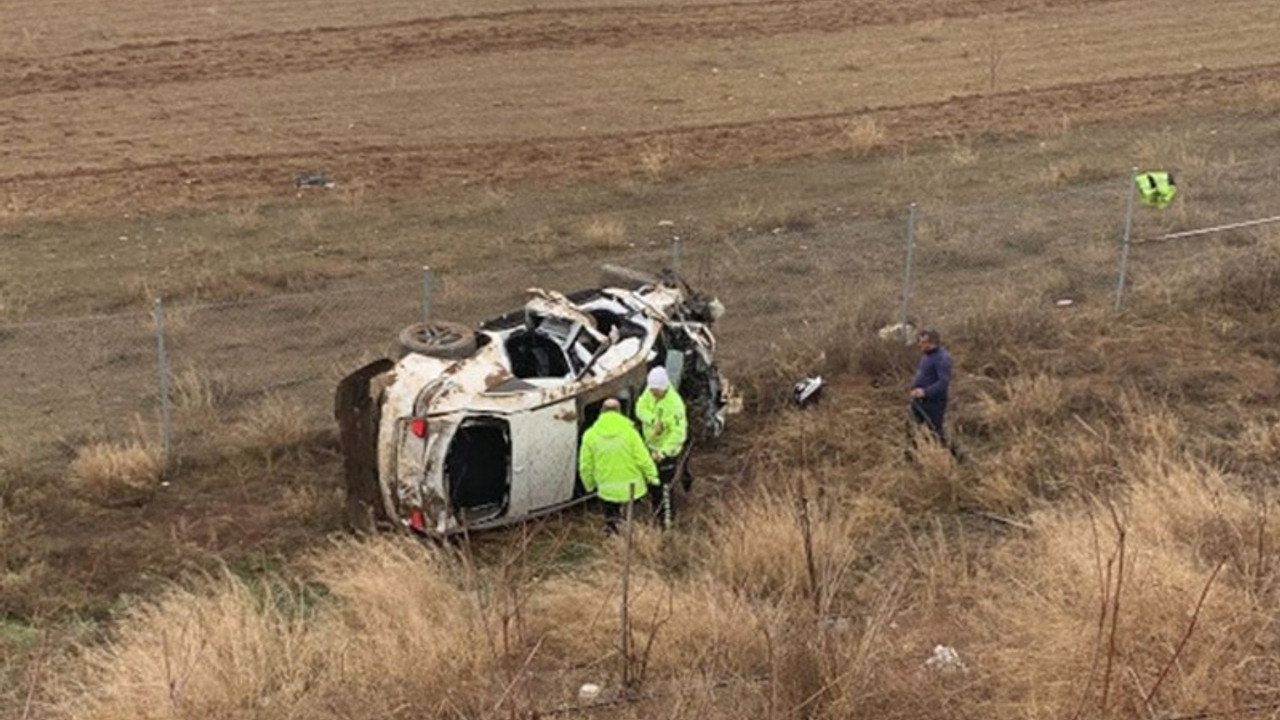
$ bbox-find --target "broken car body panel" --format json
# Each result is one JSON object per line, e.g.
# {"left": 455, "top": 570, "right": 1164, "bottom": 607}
{"left": 336, "top": 281, "right": 731, "bottom": 536}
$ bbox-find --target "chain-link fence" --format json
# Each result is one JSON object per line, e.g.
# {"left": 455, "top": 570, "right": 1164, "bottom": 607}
{"left": 4, "top": 151, "right": 1279, "bottom": 470}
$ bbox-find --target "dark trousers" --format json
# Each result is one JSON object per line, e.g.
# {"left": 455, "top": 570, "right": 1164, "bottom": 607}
{"left": 910, "top": 398, "right": 948, "bottom": 444}
{"left": 648, "top": 458, "right": 679, "bottom": 524}
{"left": 908, "top": 398, "right": 966, "bottom": 461}
{"left": 602, "top": 501, "right": 627, "bottom": 534}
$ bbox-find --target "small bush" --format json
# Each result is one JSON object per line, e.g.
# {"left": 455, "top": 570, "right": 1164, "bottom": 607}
{"left": 977, "top": 374, "right": 1068, "bottom": 430}
{"left": 233, "top": 394, "right": 311, "bottom": 461}
{"left": 1200, "top": 240, "right": 1280, "bottom": 313}
{"left": 580, "top": 216, "right": 628, "bottom": 249}
{"left": 69, "top": 441, "right": 163, "bottom": 503}
{"left": 841, "top": 116, "right": 887, "bottom": 156}
{"left": 171, "top": 365, "right": 233, "bottom": 410}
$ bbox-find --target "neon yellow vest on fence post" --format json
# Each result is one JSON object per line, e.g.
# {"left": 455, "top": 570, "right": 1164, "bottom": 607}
{"left": 1137, "top": 171, "right": 1177, "bottom": 208}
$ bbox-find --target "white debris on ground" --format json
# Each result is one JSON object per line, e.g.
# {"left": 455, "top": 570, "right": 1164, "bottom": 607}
{"left": 877, "top": 322, "right": 917, "bottom": 343}
{"left": 924, "top": 644, "right": 966, "bottom": 674}
{"left": 578, "top": 683, "right": 601, "bottom": 701}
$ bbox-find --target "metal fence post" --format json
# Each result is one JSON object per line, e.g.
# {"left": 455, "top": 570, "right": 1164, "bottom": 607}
{"left": 1115, "top": 168, "right": 1139, "bottom": 313}
{"left": 422, "top": 266, "right": 434, "bottom": 322}
{"left": 900, "top": 203, "right": 918, "bottom": 340}
{"left": 671, "top": 235, "right": 682, "bottom": 278}
{"left": 153, "top": 297, "right": 173, "bottom": 465}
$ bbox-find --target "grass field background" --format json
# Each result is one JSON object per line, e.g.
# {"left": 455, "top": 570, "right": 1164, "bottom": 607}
{"left": 4, "top": 0, "right": 1280, "bottom": 717}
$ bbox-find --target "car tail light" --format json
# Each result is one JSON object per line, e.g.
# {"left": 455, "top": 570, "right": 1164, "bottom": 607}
{"left": 409, "top": 508, "right": 427, "bottom": 532}
{"left": 410, "top": 417, "right": 427, "bottom": 438}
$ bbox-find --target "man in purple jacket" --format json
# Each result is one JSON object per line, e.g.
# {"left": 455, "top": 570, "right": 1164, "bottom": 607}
{"left": 908, "top": 327, "right": 959, "bottom": 458}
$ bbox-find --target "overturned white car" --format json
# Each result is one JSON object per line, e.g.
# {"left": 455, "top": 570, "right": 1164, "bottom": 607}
{"left": 335, "top": 268, "right": 732, "bottom": 535}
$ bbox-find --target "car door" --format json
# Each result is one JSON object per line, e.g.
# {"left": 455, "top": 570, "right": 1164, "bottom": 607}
{"left": 506, "top": 399, "right": 579, "bottom": 515}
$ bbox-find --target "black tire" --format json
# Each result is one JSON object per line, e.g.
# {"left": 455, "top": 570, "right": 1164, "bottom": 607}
{"left": 398, "top": 320, "right": 477, "bottom": 359}
{"left": 600, "top": 263, "right": 660, "bottom": 290}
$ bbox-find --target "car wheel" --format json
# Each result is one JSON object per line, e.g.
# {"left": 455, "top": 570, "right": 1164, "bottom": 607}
{"left": 398, "top": 320, "right": 478, "bottom": 359}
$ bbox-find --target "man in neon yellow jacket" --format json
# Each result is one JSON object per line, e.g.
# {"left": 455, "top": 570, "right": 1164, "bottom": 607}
{"left": 635, "top": 367, "right": 687, "bottom": 523}
{"left": 579, "top": 398, "right": 658, "bottom": 533}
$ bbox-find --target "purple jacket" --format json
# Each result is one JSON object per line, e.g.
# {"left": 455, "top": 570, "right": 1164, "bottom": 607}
{"left": 912, "top": 346, "right": 952, "bottom": 401}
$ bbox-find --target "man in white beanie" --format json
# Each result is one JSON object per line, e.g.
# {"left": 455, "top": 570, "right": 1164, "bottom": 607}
{"left": 635, "top": 365, "right": 687, "bottom": 525}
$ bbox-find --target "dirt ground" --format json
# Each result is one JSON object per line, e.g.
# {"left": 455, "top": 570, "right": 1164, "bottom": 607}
{"left": 3, "top": 0, "right": 1279, "bottom": 222}
{"left": 4, "top": 0, "right": 1280, "bottom": 711}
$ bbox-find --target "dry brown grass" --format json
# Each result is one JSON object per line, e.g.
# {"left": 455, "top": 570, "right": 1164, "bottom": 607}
{"left": 638, "top": 140, "right": 680, "bottom": 182}
{"left": 69, "top": 441, "right": 163, "bottom": 502}
{"left": 231, "top": 394, "right": 311, "bottom": 461}
{"left": 44, "top": 385, "right": 1280, "bottom": 720}
{"left": 170, "top": 365, "right": 233, "bottom": 411}
{"left": 841, "top": 116, "right": 887, "bottom": 156}
{"left": 223, "top": 202, "right": 264, "bottom": 236}
{"left": 57, "top": 538, "right": 492, "bottom": 720}
{"left": 580, "top": 216, "right": 629, "bottom": 250}
{"left": 977, "top": 374, "right": 1068, "bottom": 430}
{"left": 973, "top": 453, "right": 1280, "bottom": 718}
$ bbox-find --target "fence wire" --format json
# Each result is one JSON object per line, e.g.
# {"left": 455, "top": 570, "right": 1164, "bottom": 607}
{"left": 3, "top": 153, "right": 1279, "bottom": 467}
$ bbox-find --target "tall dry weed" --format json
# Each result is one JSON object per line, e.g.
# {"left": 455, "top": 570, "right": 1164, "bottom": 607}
{"left": 973, "top": 453, "right": 1280, "bottom": 718}
{"left": 841, "top": 116, "right": 887, "bottom": 156}
{"left": 977, "top": 374, "right": 1067, "bottom": 430}
{"left": 232, "top": 394, "right": 311, "bottom": 461}
{"left": 704, "top": 482, "right": 899, "bottom": 607}
{"left": 170, "top": 365, "right": 232, "bottom": 411}
{"left": 1133, "top": 131, "right": 1208, "bottom": 172}
{"left": 638, "top": 139, "right": 681, "bottom": 181}
{"left": 223, "top": 202, "right": 263, "bottom": 235}
{"left": 69, "top": 441, "right": 163, "bottom": 502}
{"left": 60, "top": 538, "right": 495, "bottom": 720}
{"left": 580, "top": 216, "right": 628, "bottom": 250}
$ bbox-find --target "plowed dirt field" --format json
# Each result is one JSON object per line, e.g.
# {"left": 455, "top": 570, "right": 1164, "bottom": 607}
{"left": 3, "top": 0, "right": 1278, "bottom": 218}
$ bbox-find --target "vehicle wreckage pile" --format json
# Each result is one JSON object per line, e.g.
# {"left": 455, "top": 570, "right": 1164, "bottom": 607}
{"left": 336, "top": 267, "right": 737, "bottom": 536}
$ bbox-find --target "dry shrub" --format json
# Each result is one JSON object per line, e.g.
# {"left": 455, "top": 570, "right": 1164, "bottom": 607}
{"left": 296, "top": 206, "right": 323, "bottom": 237}
{"left": 957, "top": 294, "right": 1063, "bottom": 378}
{"left": 69, "top": 441, "right": 163, "bottom": 502}
{"left": 1255, "top": 80, "right": 1280, "bottom": 103}
{"left": 971, "top": 426, "right": 1117, "bottom": 510}
{"left": 638, "top": 139, "right": 680, "bottom": 181}
{"left": 1118, "top": 395, "right": 1185, "bottom": 460}
{"left": 0, "top": 502, "right": 48, "bottom": 618}
{"left": 224, "top": 202, "right": 263, "bottom": 235}
{"left": 170, "top": 365, "right": 232, "bottom": 411}
{"left": 852, "top": 332, "right": 918, "bottom": 383}
{"left": 704, "top": 482, "right": 900, "bottom": 605}
{"left": 1237, "top": 416, "right": 1280, "bottom": 463}
{"left": 1133, "top": 131, "right": 1208, "bottom": 172}
{"left": 1193, "top": 237, "right": 1280, "bottom": 314}
{"left": 580, "top": 216, "right": 628, "bottom": 249}
{"left": 973, "top": 454, "right": 1280, "bottom": 718}
{"left": 0, "top": 282, "right": 33, "bottom": 322}
{"left": 63, "top": 574, "right": 323, "bottom": 720}
{"left": 61, "top": 538, "right": 494, "bottom": 720}
{"left": 1040, "top": 158, "right": 1108, "bottom": 187}
{"left": 977, "top": 374, "right": 1067, "bottom": 430}
{"left": 308, "top": 538, "right": 492, "bottom": 716}
{"left": 841, "top": 116, "right": 886, "bottom": 156}
{"left": 895, "top": 439, "right": 966, "bottom": 511}
{"left": 232, "top": 394, "right": 311, "bottom": 460}
{"left": 528, "top": 566, "right": 775, "bottom": 681}
{"left": 948, "top": 140, "right": 979, "bottom": 167}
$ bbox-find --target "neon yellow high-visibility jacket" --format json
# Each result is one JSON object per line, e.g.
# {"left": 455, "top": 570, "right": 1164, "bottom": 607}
{"left": 1137, "top": 171, "right": 1177, "bottom": 208}
{"left": 579, "top": 410, "right": 658, "bottom": 503}
{"left": 636, "top": 388, "right": 688, "bottom": 460}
